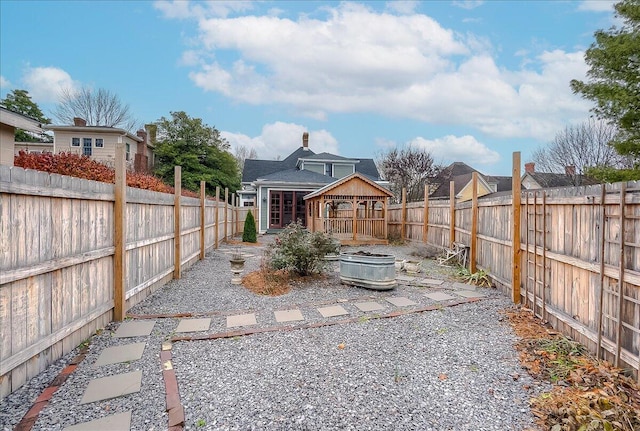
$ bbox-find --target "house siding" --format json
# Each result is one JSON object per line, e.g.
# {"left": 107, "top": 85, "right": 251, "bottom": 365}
{"left": 0, "top": 124, "right": 14, "bottom": 166}
{"left": 53, "top": 130, "right": 138, "bottom": 167}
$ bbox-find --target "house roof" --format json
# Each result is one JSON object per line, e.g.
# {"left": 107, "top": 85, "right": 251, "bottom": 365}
{"left": 301, "top": 152, "right": 352, "bottom": 161}
{"left": 304, "top": 172, "right": 393, "bottom": 200}
{"left": 256, "top": 168, "right": 335, "bottom": 184}
{"left": 523, "top": 172, "right": 599, "bottom": 188}
{"left": 486, "top": 175, "right": 513, "bottom": 192}
{"left": 0, "top": 106, "right": 44, "bottom": 133}
{"left": 242, "top": 145, "right": 381, "bottom": 184}
{"left": 356, "top": 159, "right": 381, "bottom": 179}
{"left": 45, "top": 124, "right": 143, "bottom": 142}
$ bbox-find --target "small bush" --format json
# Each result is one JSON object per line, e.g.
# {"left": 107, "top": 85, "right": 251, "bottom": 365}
{"left": 267, "top": 221, "right": 339, "bottom": 276}
{"left": 242, "top": 211, "right": 257, "bottom": 243}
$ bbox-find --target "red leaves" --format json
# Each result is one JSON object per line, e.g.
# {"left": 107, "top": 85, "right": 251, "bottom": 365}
{"left": 14, "top": 151, "right": 198, "bottom": 197}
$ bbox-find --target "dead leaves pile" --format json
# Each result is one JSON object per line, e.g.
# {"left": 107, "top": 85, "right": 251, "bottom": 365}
{"left": 505, "top": 308, "right": 640, "bottom": 431}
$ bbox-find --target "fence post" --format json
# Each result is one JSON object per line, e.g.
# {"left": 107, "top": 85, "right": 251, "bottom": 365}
{"left": 470, "top": 172, "right": 478, "bottom": 273}
{"left": 174, "top": 166, "right": 182, "bottom": 279}
{"left": 423, "top": 184, "right": 429, "bottom": 244}
{"left": 224, "top": 188, "right": 229, "bottom": 242}
{"left": 113, "top": 144, "right": 126, "bottom": 321}
{"left": 401, "top": 188, "right": 406, "bottom": 240}
{"left": 615, "top": 182, "right": 627, "bottom": 367}
{"left": 449, "top": 181, "right": 455, "bottom": 247}
{"left": 596, "top": 184, "right": 606, "bottom": 359}
{"left": 352, "top": 196, "right": 357, "bottom": 241}
{"left": 200, "top": 180, "right": 206, "bottom": 260}
{"left": 214, "top": 186, "right": 220, "bottom": 249}
{"left": 511, "top": 152, "right": 521, "bottom": 304}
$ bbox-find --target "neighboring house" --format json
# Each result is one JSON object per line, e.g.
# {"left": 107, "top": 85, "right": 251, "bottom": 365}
{"left": 429, "top": 162, "right": 512, "bottom": 202}
{"left": 240, "top": 132, "right": 385, "bottom": 233}
{"left": 0, "top": 106, "right": 45, "bottom": 166}
{"left": 521, "top": 162, "right": 599, "bottom": 189}
{"left": 45, "top": 118, "right": 156, "bottom": 172}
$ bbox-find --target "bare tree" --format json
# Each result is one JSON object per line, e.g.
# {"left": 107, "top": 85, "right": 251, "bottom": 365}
{"left": 531, "top": 119, "right": 629, "bottom": 183}
{"left": 53, "top": 87, "right": 137, "bottom": 130}
{"left": 376, "top": 145, "right": 441, "bottom": 203}
{"left": 234, "top": 145, "right": 258, "bottom": 171}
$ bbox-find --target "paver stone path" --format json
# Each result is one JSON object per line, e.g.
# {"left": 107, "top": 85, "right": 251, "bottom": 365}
{"left": 80, "top": 370, "right": 143, "bottom": 404}
{"left": 63, "top": 412, "right": 132, "bottom": 431}
{"left": 93, "top": 342, "right": 146, "bottom": 367}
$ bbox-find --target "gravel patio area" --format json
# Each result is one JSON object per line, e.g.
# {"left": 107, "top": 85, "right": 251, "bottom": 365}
{"left": 1, "top": 237, "right": 544, "bottom": 431}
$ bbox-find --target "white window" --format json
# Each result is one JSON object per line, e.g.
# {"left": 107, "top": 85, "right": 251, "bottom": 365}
{"left": 95, "top": 138, "right": 104, "bottom": 148}
{"left": 82, "top": 138, "right": 92, "bottom": 156}
{"left": 71, "top": 137, "right": 80, "bottom": 147}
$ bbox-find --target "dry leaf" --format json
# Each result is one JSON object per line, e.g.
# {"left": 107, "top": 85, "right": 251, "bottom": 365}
{"left": 337, "top": 343, "right": 345, "bottom": 350}
{"left": 438, "top": 373, "right": 448, "bottom": 381}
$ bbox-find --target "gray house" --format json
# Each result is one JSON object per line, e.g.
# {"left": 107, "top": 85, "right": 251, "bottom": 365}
{"left": 240, "top": 133, "right": 383, "bottom": 233}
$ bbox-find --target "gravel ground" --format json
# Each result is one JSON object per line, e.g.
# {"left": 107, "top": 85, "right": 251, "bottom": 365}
{"left": 1, "top": 237, "right": 544, "bottom": 431}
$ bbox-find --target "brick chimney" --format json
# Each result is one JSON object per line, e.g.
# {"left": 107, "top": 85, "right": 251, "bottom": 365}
{"left": 565, "top": 165, "right": 576, "bottom": 176}
{"left": 302, "top": 132, "right": 309, "bottom": 151}
{"left": 73, "top": 117, "right": 87, "bottom": 126}
{"left": 524, "top": 162, "right": 535, "bottom": 174}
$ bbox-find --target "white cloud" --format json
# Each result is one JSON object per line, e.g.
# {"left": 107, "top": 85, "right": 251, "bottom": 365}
{"left": 167, "top": 2, "right": 593, "bottom": 143}
{"left": 452, "top": 1, "right": 484, "bottom": 10}
{"left": 153, "top": 0, "right": 197, "bottom": 19}
{"left": 22, "top": 66, "right": 78, "bottom": 103}
{"left": 222, "top": 122, "right": 339, "bottom": 159}
{"left": 409, "top": 135, "right": 500, "bottom": 165}
{"left": 577, "top": 1, "right": 615, "bottom": 12}
{"left": 0, "top": 75, "right": 11, "bottom": 90}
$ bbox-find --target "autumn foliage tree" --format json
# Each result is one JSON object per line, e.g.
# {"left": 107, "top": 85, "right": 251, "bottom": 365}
{"left": 14, "top": 151, "right": 197, "bottom": 197}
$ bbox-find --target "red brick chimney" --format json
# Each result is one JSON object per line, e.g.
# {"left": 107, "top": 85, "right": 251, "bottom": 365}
{"left": 524, "top": 162, "right": 535, "bottom": 174}
{"left": 73, "top": 117, "right": 87, "bottom": 126}
{"left": 565, "top": 165, "right": 576, "bottom": 176}
{"left": 302, "top": 132, "right": 309, "bottom": 151}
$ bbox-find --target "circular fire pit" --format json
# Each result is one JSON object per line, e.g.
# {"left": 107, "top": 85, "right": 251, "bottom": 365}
{"left": 339, "top": 251, "right": 397, "bottom": 290}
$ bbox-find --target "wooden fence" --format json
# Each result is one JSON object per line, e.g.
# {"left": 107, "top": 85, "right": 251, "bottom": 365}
{"left": 0, "top": 163, "right": 252, "bottom": 398}
{"left": 388, "top": 175, "right": 640, "bottom": 380}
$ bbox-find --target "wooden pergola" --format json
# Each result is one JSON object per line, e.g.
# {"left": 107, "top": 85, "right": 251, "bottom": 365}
{"left": 304, "top": 173, "right": 393, "bottom": 245}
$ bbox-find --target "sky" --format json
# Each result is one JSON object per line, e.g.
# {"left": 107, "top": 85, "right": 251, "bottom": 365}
{"left": 0, "top": 0, "right": 620, "bottom": 175}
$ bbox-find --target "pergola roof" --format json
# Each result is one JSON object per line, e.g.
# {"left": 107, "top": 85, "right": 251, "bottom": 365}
{"left": 304, "top": 172, "right": 393, "bottom": 200}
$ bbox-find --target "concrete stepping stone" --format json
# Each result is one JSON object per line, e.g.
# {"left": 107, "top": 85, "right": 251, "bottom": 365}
{"left": 354, "top": 301, "right": 384, "bottom": 312}
{"left": 317, "top": 305, "right": 349, "bottom": 318}
{"left": 93, "top": 342, "right": 146, "bottom": 367}
{"left": 80, "top": 370, "right": 142, "bottom": 404}
{"left": 175, "top": 318, "right": 211, "bottom": 333}
{"left": 63, "top": 411, "right": 132, "bottom": 431}
{"left": 451, "top": 282, "right": 475, "bottom": 291}
{"left": 386, "top": 296, "right": 417, "bottom": 307}
{"left": 455, "top": 290, "right": 486, "bottom": 298}
{"left": 113, "top": 320, "right": 155, "bottom": 338}
{"left": 227, "top": 313, "right": 257, "bottom": 328}
{"left": 274, "top": 309, "right": 304, "bottom": 323}
{"left": 420, "top": 278, "right": 444, "bottom": 286}
{"left": 396, "top": 275, "right": 417, "bottom": 283}
{"left": 424, "top": 292, "right": 456, "bottom": 301}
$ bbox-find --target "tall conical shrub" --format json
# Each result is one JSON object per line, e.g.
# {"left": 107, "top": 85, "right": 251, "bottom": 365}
{"left": 242, "top": 211, "right": 257, "bottom": 243}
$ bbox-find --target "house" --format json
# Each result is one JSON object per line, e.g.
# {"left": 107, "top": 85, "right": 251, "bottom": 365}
{"left": 521, "top": 162, "right": 599, "bottom": 189}
{"left": 0, "top": 105, "right": 46, "bottom": 166}
{"left": 44, "top": 118, "right": 156, "bottom": 172}
{"left": 429, "top": 161, "right": 512, "bottom": 202}
{"left": 240, "top": 132, "right": 384, "bottom": 233}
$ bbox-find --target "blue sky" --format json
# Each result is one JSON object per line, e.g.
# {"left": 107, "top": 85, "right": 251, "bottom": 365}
{"left": 0, "top": 0, "right": 618, "bottom": 175}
